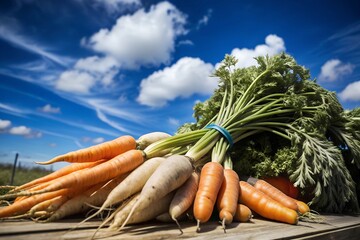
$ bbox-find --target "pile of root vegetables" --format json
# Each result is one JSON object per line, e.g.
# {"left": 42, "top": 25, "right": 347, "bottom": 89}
{"left": 1, "top": 53, "right": 359, "bottom": 236}
{"left": 0, "top": 133, "right": 311, "bottom": 234}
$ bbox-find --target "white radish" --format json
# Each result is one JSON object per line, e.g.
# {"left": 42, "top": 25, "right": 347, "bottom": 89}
{"left": 29, "top": 195, "right": 63, "bottom": 216}
{"left": 156, "top": 211, "right": 188, "bottom": 223}
{"left": 155, "top": 212, "right": 173, "bottom": 222}
{"left": 109, "top": 191, "right": 175, "bottom": 230}
{"left": 136, "top": 132, "right": 171, "bottom": 150}
{"left": 119, "top": 154, "right": 194, "bottom": 231}
{"left": 82, "top": 157, "right": 166, "bottom": 223}
{"left": 44, "top": 174, "right": 127, "bottom": 222}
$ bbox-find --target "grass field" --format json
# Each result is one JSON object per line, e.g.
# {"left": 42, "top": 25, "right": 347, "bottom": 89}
{"left": 0, "top": 163, "right": 52, "bottom": 195}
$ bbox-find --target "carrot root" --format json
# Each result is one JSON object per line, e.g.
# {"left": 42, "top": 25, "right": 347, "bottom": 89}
{"left": 36, "top": 135, "right": 136, "bottom": 165}
{"left": 194, "top": 162, "right": 224, "bottom": 227}
{"left": 118, "top": 155, "right": 193, "bottom": 232}
{"left": 234, "top": 203, "right": 252, "bottom": 222}
{"left": 239, "top": 181, "right": 298, "bottom": 225}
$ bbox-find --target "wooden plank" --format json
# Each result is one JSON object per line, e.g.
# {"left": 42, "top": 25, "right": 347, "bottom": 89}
{"left": 0, "top": 215, "right": 359, "bottom": 240}
{"left": 0, "top": 219, "right": 100, "bottom": 235}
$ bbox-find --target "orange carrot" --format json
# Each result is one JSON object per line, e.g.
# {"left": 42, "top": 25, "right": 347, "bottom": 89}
{"left": 0, "top": 210, "right": 51, "bottom": 221}
{"left": 0, "top": 175, "right": 106, "bottom": 219}
{"left": 295, "top": 199, "right": 310, "bottom": 214}
{"left": 169, "top": 171, "right": 199, "bottom": 233}
{"left": 216, "top": 168, "right": 239, "bottom": 231}
{"left": 193, "top": 161, "right": 224, "bottom": 231}
{"left": 14, "top": 160, "right": 106, "bottom": 191}
{"left": 14, "top": 196, "right": 27, "bottom": 203}
{"left": 13, "top": 180, "right": 55, "bottom": 202}
{"left": 31, "top": 181, "right": 94, "bottom": 216}
{"left": 247, "top": 177, "right": 299, "bottom": 212}
{"left": 248, "top": 177, "right": 311, "bottom": 216}
{"left": 0, "top": 150, "right": 144, "bottom": 200}
{"left": 41, "top": 149, "right": 144, "bottom": 195}
{"left": 36, "top": 135, "right": 136, "bottom": 165}
{"left": 0, "top": 189, "right": 70, "bottom": 218}
{"left": 29, "top": 195, "right": 64, "bottom": 215}
{"left": 239, "top": 181, "right": 298, "bottom": 225}
{"left": 2, "top": 171, "right": 79, "bottom": 200}
{"left": 234, "top": 203, "right": 252, "bottom": 222}
{"left": 262, "top": 176, "right": 299, "bottom": 199}
{"left": 44, "top": 174, "right": 128, "bottom": 222}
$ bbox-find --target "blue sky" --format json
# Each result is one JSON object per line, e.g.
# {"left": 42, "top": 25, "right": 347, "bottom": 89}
{"left": 0, "top": 0, "right": 359, "bottom": 170}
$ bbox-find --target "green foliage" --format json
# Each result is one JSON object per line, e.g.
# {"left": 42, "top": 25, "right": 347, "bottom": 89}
{"left": 178, "top": 53, "right": 360, "bottom": 213}
{"left": 255, "top": 147, "right": 297, "bottom": 177}
{"left": 231, "top": 133, "right": 297, "bottom": 178}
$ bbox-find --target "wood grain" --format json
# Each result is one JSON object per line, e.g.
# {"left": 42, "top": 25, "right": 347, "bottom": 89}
{"left": 0, "top": 214, "right": 359, "bottom": 240}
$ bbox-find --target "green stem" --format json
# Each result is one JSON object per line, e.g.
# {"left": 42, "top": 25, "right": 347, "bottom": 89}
{"left": 144, "top": 129, "right": 207, "bottom": 158}
{"left": 224, "top": 93, "right": 286, "bottom": 128}
{"left": 216, "top": 83, "right": 229, "bottom": 124}
{"left": 185, "top": 130, "right": 220, "bottom": 161}
{"left": 211, "top": 138, "right": 229, "bottom": 164}
{"left": 235, "top": 69, "right": 270, "bottom": 112}
{"left": 232, "top": 124, "right": 291, "bottom": 141}
{"left": 223, "top": 155, "right": 233, "bottom": 170}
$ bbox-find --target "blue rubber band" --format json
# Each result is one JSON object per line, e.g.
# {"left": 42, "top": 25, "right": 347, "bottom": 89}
{"left": 205, "top": 124, "right": 234, "bottom": 148}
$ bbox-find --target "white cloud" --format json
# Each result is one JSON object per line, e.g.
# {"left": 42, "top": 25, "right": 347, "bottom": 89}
{"left": 56, "top": 70, "right": 96, "bottom": 94}
{"left": 93, "top": 137, "right": 105, "bottom": 144}
{"left": 197, "top": 9, "right": 213, "bottom": 29}
{"left": 86, "top": 97, "right": 142, "bottom": 123}
{"left": 0, "top": 119, "right": 11, "bottom": 130}
{"left": 0, "top": 119, "right": 40, "bottom": 137}
{"left": 85, "top": 1, "right": 187, "bottom": 69}
{"left": 230, "top": 34, "right": 286, "bottom": 68}
{"left": 38, "top": 104, "right": 61, "bottom": 114}
{"left": 178, "top": 40, "right": 194, "bottom": 46}
{"left": 168, "top": 117, "right": 180, "bottom": 126}
{"left": 0, "top": 103, "right": 29, "bottom": 118}
{"left": 137, "top": 57, "right": 216, "bottom": 107}
{"left": 54, "top": 2, "right": 188, "bottom": 95}
{"left": 55, "top": 56, "right": 120, "bottom": 94}
{"left": 318, "top": 59, "right": 354, "bottom": 82}
{"left": 9, "top": 126, "right": 31, "bottom": 135}
{"left": 117, "top": 94, "right": 128, "bottom": 103}
{"left": 75, "top": 56, "right": 119, "bottom": 73}
{"left": 92, "top": 0, "right": 142, "bottom": 15}
{"left": 338, "top": 81, "right": 360, "bottom": 101}
{"left": 101, "top": 68, "right": 119, "bottom": 86}
{"left": 95, "top": 108, "right": 136, "bottom": 134}
{"left": 14, "top": 60, "right": 50, "bottom": 72}
{"left": 29, "top": 131, "right": 42, "bottom": 138}
{"left": 49, "top": 143, "right": 57, "bottom": 147}
{"left": 0, "top": 21, "right": 72, "bottom": 67}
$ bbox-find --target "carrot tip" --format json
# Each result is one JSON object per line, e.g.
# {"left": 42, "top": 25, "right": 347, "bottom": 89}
{"left": 34, "top": 160, "right": 52, "bottom": 165}
{"left": 173, "top": 218, "right": 183, "bottom": 235}
{"left": 0, "top": 185, "right": 16, "bottom": 190}
{"left": 196, "top": 219, "right": 201, "bottom": 233}
{"left": 221, "top": 219, "right": 227, "bottom": 233}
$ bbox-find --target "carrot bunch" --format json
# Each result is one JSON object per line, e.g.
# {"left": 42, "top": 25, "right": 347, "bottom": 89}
{"left": 0, "top": 130, "right": 317, "bottom": 238}
{"left": 0, "top": 132, "right": 172, "bottom": 221}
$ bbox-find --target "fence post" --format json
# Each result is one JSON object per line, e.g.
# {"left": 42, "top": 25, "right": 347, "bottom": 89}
{"left": 10, "top": 153, "right": 19, "bottom": 185}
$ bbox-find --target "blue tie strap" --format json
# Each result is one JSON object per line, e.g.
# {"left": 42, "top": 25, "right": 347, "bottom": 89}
{"left": 205, "top": 124, "right": 234, "bottom": 148}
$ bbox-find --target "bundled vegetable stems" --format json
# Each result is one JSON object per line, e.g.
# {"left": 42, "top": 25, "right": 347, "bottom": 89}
{"left": 176, "top": 53, "right": 360, "bottom": 213}
{"left": 1, "top": 53, "right": 359, "bottom": 235}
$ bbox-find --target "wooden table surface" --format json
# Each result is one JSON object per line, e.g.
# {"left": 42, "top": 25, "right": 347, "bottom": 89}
{"left": 1, "top": 214, "right": 360, "bottom": 240}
